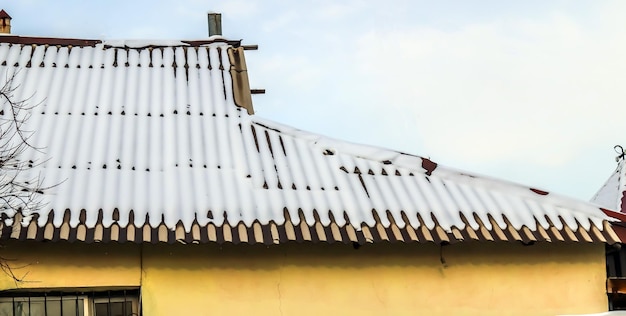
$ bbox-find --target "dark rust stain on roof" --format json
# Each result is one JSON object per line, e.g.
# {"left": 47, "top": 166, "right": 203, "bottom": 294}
{"left": 421, "top": 158, "right": 438, "bottom": 176}
{"left": 530, "top": 188, "right": 549, "bottom": 196}
{"left": 621, "top": 191, "right": 626, "bottom": 213}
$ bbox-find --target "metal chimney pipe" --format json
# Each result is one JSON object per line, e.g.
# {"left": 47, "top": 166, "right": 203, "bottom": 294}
{"left": 208, "top": 13, "right": 222, "bottom": 36}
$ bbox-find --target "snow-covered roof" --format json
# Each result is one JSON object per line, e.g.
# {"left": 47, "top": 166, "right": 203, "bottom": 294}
{"left": 592, "top": 157, "right": 626, "bottom": 213}
{"left": 0, "top": 36, "right": 619, "bottom": 244}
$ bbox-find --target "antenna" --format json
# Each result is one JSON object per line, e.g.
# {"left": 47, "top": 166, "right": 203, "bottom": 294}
{"left": 614, "top": 145, "right": 625, "bottom": 162}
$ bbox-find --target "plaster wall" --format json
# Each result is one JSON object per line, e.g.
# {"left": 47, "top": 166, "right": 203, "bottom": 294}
{"left": 0, "top": 241, "right": 140, "bottom": 290}
{"left": 0, "top": 241, "right": 607, "bottom": 316}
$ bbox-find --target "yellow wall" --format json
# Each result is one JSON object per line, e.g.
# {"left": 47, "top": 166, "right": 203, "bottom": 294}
{"left": 0, "top": 241, "right": 608, "bottom": 315}
{"left": 0, "top": 241, "right": 140, "bottom": 290}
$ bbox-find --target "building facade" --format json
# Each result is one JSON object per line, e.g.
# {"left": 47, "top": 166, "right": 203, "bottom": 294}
{"left": 0, "top": 19, "right": 620, "bottom": 315}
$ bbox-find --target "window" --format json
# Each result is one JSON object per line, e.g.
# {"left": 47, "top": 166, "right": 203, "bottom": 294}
{"left": 93, "top": 297, "right": 137, "bottom": 316}
{"left": 0, "top": 296, "right": 84, "bottom": 316}
{"left": 0, "top": 290, "right": 139, "bottom": 316}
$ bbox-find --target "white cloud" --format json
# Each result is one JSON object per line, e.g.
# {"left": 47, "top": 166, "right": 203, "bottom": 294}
{"left": 255, "top": 54, "right": 323, "bottom": 92}
{"left": 350, "top": 6, "right": 626, "bottom": 171}
{"left": 313, "top": 2, "right": 363, "bottom": 20}
{"left": 261, "top": 11, "right": 300, "bottom": 33}
{"left": 212, "top": 0, "right": 260, "bottom": 19}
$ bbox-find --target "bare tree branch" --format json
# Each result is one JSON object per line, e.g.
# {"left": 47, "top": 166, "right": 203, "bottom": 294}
{"left": 0, "top": 71, "right": 53, "bottom": 284}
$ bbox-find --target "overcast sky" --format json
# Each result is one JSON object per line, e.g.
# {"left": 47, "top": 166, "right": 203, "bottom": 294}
{"left": 4, "top": 1, "right": 626, "bottom": 200}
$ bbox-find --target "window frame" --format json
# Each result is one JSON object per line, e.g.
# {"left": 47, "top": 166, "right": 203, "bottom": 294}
{"left": 91, "top": 296, "right": 139, "bottom": 316}
{"left": 0, "top": 295, "right": 89, "bottom": 316}
{"left": 0, "top": 289, "right": 140, "bottom": 316}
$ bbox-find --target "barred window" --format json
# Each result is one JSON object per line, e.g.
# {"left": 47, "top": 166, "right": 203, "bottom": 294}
{"left": 0, "top": 290, "right": 139, "bottom": 316}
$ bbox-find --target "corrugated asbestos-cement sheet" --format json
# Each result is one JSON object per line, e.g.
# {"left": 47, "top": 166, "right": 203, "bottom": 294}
{"left": 0, "top": 38, "right": 619, "bottom": 244}
{"left": 592, "top": 158, "right": 626, "bottom": 213}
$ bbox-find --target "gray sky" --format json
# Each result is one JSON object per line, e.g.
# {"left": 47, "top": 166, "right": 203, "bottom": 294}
{"left": 4, "top": 1, "right": 626, "bottom": 200}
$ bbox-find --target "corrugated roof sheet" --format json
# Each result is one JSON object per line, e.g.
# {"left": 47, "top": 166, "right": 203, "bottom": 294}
{"left": 592, "top": 158, "right": 626, "bottom": 213}
{"left": 0, "top": 36, "right": 619, "bottom": 244}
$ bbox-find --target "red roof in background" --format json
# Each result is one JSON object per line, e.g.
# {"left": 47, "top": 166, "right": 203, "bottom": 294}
{"left": 603, "top": 208, "right": 626, "bottom": 223}
{"left": 0, "top": 10, "right": 11, "bottom": 19}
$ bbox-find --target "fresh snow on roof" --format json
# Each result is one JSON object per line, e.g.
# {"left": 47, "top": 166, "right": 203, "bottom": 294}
{"left": 0, "top": 39, "right": 614, "bottom": 240}
{"left": 592, "top": 158, "right": 626, "bottom": 212}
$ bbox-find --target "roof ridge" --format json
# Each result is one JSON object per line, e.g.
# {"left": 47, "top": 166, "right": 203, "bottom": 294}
{"left": 0, "top": 10, "right": 11, "bottom": 19}
{"left": 0, "top": 35, "right": 101, "bottom": 46}
{"left": 0, "top": 35, "right": 242, "bottom": 48}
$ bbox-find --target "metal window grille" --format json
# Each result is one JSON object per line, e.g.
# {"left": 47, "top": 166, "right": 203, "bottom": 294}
{"left": 0, "top": 289, "right": 139, "bottom": 316}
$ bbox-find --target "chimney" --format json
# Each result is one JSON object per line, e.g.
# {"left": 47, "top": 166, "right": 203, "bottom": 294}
{"left": 208, "top": 13, "right": 222, "bottom": 36}
{"left": 0, "top": 10, "right": 11, "bottom": 34}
